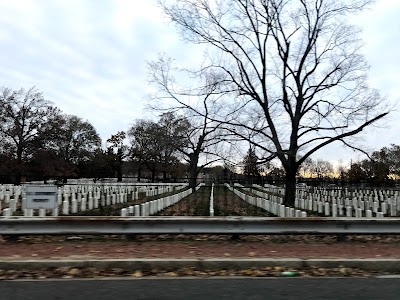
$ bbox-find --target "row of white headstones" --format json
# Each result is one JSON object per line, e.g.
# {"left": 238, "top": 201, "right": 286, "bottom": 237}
{"left": 249, "top": 184, "right": 400, "bottom": 217}
{"left": 226, "top": 184, "right": 308, "bottom": 217}
{"left": 0, "top": 183, "right": 188, "bottom": 217}
{"left": 3, "top": 181, "right": 397, "bottom": 218}
{"left": 209, "top": 184, "right": 215, "bottom": 217}
{"left": 120, "top": 184, "right": 204, "bottom": 216}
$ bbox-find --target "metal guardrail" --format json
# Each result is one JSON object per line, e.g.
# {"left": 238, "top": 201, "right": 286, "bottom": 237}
{"left": 0, "top": 217, "right": 400, "bottom": 236}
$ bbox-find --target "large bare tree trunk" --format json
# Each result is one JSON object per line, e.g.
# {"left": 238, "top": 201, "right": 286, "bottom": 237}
{"left": 188, "top": 167, "right": 198, "bottom": 193}
{"left": 283, "top": 154, "right": 299, "bottom": 207}
{"left": 284, "top": 168, "right": 297, "bottom": 207}
{"left": 188, "top": 153, "right": 200, "bottom": 193}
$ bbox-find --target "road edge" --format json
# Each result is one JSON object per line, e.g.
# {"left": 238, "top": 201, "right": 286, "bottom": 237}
{"left": 0, "top": 258, "right": 400, "bottom": 272}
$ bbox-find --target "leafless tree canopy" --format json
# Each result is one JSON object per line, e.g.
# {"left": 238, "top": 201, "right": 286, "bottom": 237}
{"left": 147, "top": 55, "right": 231, "bottom": 189}
{"left": 159, "top": 0, "right": 389, "bottom": 204}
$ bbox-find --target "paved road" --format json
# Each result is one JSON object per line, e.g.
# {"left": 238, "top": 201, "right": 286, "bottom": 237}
{"left": 0, "top": 278, "right": 399, "bottom": 300}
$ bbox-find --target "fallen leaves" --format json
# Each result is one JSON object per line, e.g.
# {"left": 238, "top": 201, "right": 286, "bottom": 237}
{"left": 0, "top": 265, "right": 385, "bottom": 280}
{"left": 131, "top": 271, "right": 142, "bottom": 278}
{"left": 339, "top": 267, "right": 348, "bottom": 275}
{"left": 67, "top": 268, "right": 81, "bottom": 276}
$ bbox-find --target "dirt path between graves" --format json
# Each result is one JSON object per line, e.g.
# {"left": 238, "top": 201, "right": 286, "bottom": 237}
{"left": 0, "top": 235, "right": 400, "bottom": 260}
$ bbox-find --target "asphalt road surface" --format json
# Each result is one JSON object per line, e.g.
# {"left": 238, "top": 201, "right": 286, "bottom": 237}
{"left": 0, "top": 277, "right": 399, "bottom": 300}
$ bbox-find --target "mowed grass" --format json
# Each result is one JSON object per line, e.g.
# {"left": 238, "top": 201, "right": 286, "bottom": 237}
{"left": 156, "top": 185, "right": 275, "bottom": 217}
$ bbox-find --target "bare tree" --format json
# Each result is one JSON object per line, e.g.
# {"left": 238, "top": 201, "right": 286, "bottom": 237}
{"left": 159, "top": 111, "right": 222, "bottom": 191}
{"left": 147, "top": 56, "right": 226, "bottom": 191}
{"left": 159, "top": 0, "right": 389, "bottom": 205}
{"left": 298, "top": 157, "right": 314, "bottom": 178}
{"left": 0, "top": 87, "right": 60, "bottom": 184}
{"left": 315, "top": 159, "right": 334, "bottom": 179}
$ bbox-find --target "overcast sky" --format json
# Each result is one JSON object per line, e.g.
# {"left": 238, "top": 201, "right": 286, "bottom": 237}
{"left": 0, "top": 0, "right": 399, "bottom": 166}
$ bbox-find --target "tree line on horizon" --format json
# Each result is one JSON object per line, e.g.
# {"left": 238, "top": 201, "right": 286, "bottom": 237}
{"left": 241, "top": 146, "right": 400, "bottom": 187}
{"left": 0, "top": 87, "right": 224, "bottom": 190}
{"left": 0, "top": 86, "right": 398, "bottom": 189}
